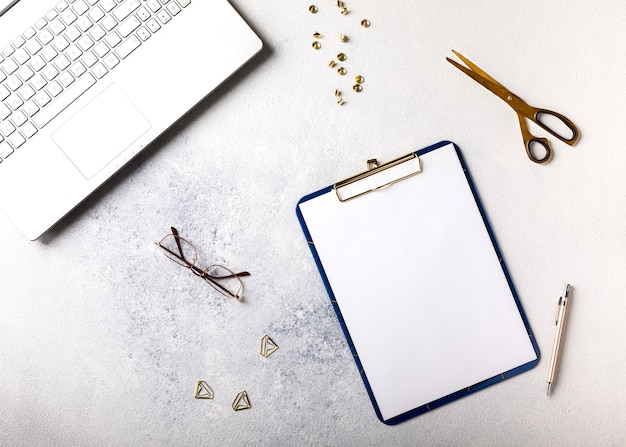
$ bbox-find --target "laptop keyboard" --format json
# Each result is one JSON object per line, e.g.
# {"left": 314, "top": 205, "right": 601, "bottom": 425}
{"left": 0, "top": 0, "right": 191, "bottom": 163}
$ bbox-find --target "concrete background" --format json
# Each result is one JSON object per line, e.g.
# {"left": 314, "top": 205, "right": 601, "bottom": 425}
{"left": 1, "top": 1, "right": 625, "bottom": 445}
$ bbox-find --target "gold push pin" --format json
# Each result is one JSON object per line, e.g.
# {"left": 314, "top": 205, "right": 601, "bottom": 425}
{"left": 337, "top": 53, "right": 347, "bottom": 61}
{"left": 313, "top": 32, "right": 322, "bottom": 39}
{"left": 341, "top": 7, "right": 349, "bottom": 15}
{"left": 336, "top": 0, "right": 343, "bottom": 7}
{"left": 337, "top": 67, "right": 347, "bottom": 75}
{"left": 353, "top": 84, "right": 363, "bottom": 93}
{"left": 334, "top": 89, "right": 342, "bottom": 97}
{"left": 312, "top": 41, "right": 321, "bottom": 50}
{"left": 328, "top": 60, "right": 336, "bottom": 68}
{"left": 361, "top": 19, "right": 370, "bottom": 28}
{"left": 339, "top": 33, "right": 348, "bottom": 42}
{"left": 232, "top": 391, "right": 251, "bottom": 411}
{"left": 309, "top": 5, "right": 318, "bottom": 13}
{"left": 337, "top": 98, "right": 345, "bottom": 106}
{"left": 355, "top": 75, "right": 364, "bottom": 84}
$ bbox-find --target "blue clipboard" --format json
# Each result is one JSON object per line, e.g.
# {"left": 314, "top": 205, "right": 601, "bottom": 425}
{"left": 296, "top": 141, "right": 539, "bottom": 425}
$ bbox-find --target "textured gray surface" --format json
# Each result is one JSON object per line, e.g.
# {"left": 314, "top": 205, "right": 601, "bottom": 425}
{"left": 2, "top": 1, "right": 626, "bottom": 446}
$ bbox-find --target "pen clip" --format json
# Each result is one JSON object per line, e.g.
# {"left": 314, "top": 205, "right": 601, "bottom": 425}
{"left": 554, "top": 284, "right": 571, "bottom": 324}
{"left": 554, "top": 296, "right": 562, "bottom": 325}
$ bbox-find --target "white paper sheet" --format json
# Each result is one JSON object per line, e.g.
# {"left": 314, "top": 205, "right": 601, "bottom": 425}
{"left": 298, "top": 143, "right": 537, "bottom": 422}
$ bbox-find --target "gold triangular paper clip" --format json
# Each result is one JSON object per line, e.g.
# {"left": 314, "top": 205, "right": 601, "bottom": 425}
{"left": 232, "top": 391, "right": 251, "bottom": 411}
{"left": 260, "top": 335, "right": 279, "bottom": 358}
{"left": 194, "top": 381, "right": 214, "bottom": 399}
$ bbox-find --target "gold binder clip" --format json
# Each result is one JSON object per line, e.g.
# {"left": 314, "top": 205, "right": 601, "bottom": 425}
{"left": 194, "top": 381, "right": 214, "bottom": 399}
{"left": 260, "top": 335, "right": 279, "bottom": 358}
{"left": 232, "top": 391, "right": 252, "bottom": 411}
{"left": 334, "top": 153, "right": 422, "bottom": 202}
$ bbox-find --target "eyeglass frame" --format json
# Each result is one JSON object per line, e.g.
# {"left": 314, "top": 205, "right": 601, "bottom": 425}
{"left": 154, "top": 227, "right": 250, "bottom": 301}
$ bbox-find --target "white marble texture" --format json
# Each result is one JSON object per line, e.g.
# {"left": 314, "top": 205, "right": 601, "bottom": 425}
{"left": 2, "top": 1, "right": 626, "bottom": 446}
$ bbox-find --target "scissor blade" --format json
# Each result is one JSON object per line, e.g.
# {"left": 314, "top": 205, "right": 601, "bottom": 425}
{"left": 447, "top": 52, "right": 512, "bottom": 103}
{"left": 450, "top": 50, "right": 503, "bottom": 87}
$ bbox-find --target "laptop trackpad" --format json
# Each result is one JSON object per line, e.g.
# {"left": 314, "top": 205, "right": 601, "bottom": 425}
{"left": 52, "top": 83, "right": 151, "bottom": 180}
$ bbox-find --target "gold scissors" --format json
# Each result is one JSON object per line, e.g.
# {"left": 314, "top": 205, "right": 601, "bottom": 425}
{"left": 447, "top": 50, "right": 580, "bottom": 164}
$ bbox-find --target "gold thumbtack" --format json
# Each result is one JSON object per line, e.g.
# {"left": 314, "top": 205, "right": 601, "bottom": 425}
{"left": 355, "top": 75, "right": 364, "bottom": 84}
{"left": 309, "top": 5, "right": 318, "bottom": 13}
{"left": 337, "top": 67, "right": 347, "bottom": 75}
{"left": 337, "top": 98, "right": 345, "bottom": 106}
{"left": 328, "top": 60, "right": 336, "bottom": 68}
{"left": 353, "top": 84, "right": 363, "bottom": 93}
{"left": 341, "top": 7, "right": 349, "bottom": 15}
{"left": 312, "top": 41, "right": 321, "bottom": 50}
{"left": 336, "top": 0, "right": 343, "bottom": 7}
{"left": 339, "top": 33, "right": 348, "bottom": 42}
{"left": 334, "top": 89, "right": 341, "bottom": 97}
{"left": 313, "top": 32, "right": 322, "bottom": 39}
{"left": 361, "top": 19, "right": 370, "bottom": 28}
{"left": 337, "top": 53, "right": 347, "bottom": 61}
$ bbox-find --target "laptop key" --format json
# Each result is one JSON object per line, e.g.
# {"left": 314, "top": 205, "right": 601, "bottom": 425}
{"left": 0, "top": 86, "right": 10, "bottom": 101}
{"left": 0, "top": 141, "right": 14, "bottom": 159}
{"left": 91, "top": 62, "right": 108, "bottom": 79}
{"left": 113, "top": 0, "right": 140, "bottom": 22}
{"left": 34, "top": 90, "right": 52, "bottom": 107}
{"left": 118, "top": 16, "right": 141, "bottom": 38}
{"left": 0, "top": 121, "right": 15, "bottom": 136}
{"left": 47, "top": 81, "right": 63, "bottom": 97}
{"left": 23, "top": 101, "right": 40, "bottom": 117}
{"left": 0, "top": 103, "right": 11, "bottom": 119}
{"left": 9, "top": 132, "right": 26, "bottom": 149}
{"left": 116, "top": 35, "right": 140, "bottom": 59}
{"left": 12, "top": 110, "right": 27, "bottom": 127}
{"left": 21, "top": 122, "right": 38, "bottom": 139}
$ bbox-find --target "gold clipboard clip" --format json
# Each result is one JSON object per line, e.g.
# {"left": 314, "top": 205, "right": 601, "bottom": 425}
{"left": 334, "top": 153, "right": 422, "bottom": 202}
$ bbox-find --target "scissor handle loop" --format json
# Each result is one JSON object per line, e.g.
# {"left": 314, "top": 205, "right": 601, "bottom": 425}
{"left": 525, "top": 137, "right": 552, "bottom": 164}
{"left": 516, "top": 113, "right": 552, "bottom": 163}
{"left": 531, "top": 108, "right": 580, "bottom": 146}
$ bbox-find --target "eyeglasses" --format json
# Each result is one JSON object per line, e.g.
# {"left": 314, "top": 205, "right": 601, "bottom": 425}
{"left": 155, "top": 227, "right": 250, "bottom": 301}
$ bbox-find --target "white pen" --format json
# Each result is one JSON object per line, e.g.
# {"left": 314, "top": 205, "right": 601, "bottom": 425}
{"left": 546, "top": 284, "right": 571, "bottom": 395}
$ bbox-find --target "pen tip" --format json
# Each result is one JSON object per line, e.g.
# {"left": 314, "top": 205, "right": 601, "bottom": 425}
{"left": 546, "top": 383, "right": 552, "bottom": 396}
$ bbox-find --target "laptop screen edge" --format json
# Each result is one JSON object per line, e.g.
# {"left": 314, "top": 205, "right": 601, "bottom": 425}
{"left": 0, "top": 0, "right": 19, "bottom": 16}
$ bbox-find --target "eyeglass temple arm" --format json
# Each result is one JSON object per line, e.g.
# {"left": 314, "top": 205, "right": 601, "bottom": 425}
{"left": 170, "top": 227, "right": 188, "bottom": 261}
{"left": 205, "top": 271, "right": 251, "bottom": 279}
{"left": 155, "top": 241, "right": 196, "bottom": 268}
{"left": 204, "top": 276, "right": 241, "bottom": 300}
{"left": 157, "top": 241, "right": 251, "bottom": 279}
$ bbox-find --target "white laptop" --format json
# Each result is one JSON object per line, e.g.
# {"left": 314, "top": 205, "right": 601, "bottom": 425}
{"left": 0, "top": 0, "right": 262, "bottom": 239}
